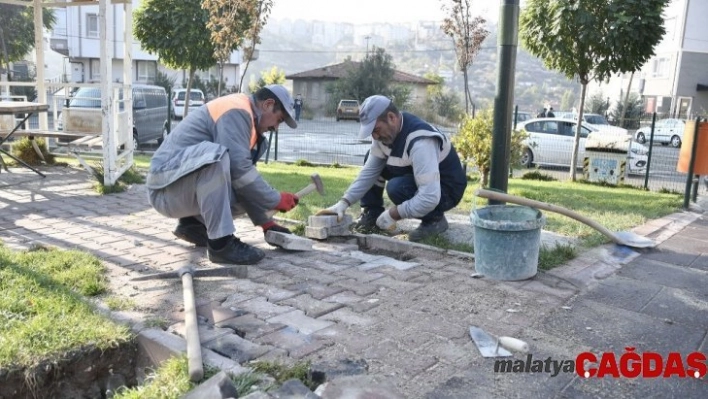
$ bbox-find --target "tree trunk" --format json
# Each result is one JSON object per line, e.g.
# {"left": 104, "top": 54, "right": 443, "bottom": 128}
{"left": 217, "top": 60, "right": 224, "bottom": 97}
{"left": 0, "top": 24, "right": 11, "bottom": 97}
{"left": 462, "top": 68, "right": 470, "bottom": 113}
{"left": 619, "top": 71, "right": 634, "bottom": 128}
{"left": 184, "top": 68, "right": 195, "bottom": 118}
{"left": 569, "top": 83, "right": 588, "bottom": 182}
{"left": 481, "top": 167, "right": 489, "bottom": 187}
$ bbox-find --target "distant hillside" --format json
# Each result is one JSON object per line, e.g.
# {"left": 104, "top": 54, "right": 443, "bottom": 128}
{"left": 246, "top": 20, "right": 581, "bottom": 113}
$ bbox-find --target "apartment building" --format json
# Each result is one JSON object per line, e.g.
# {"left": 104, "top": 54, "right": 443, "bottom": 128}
{"left": 49, "top": 0, "right": 242, "bottom": 88}
{"left": 593, "top": 0, "right": 708, "bottom": 118}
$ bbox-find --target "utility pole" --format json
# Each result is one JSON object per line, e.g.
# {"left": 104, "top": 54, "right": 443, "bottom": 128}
{"left": 365, "top": 35, "right": 371, "bottom": 58}
{"left": 488, "top": 0, "right": 520, "bottom": 201}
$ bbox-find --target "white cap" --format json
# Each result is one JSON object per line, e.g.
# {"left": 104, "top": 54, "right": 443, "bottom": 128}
{"left": 358, "top": 95, "right": 392, "bottom": 139}
{"left": 264, "top": 84, "right": 297, "bottom": 129}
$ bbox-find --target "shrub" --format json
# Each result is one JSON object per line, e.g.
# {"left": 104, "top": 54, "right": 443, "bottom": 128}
{"left": 453, "top": 109, "right": 528, "bottom": 186}
{"left": 11, "top": 137, "right": 55, "bottom": 165}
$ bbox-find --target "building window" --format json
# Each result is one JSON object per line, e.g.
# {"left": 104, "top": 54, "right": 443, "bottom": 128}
{"left": 651, "top": 57, "right": 669, "bottom": 78}
{"left": 87, "top": 14, "right": 99, "bottom": 38}
{"left": 137, "top": 61, "right": 156, "bottom": 82}
{"left": 90, "top": 59, "right": 101, "bottom": 81}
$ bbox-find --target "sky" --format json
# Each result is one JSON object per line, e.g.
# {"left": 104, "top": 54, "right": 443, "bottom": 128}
{"left": 269, "top": 0, "right": 498, "bottom": 25}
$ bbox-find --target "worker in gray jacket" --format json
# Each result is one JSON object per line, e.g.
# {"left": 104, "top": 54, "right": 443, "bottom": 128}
{"left": 146, "top": 85, "right": 299, "bottom": 265}
{"left": 319, "top": 95, "right": 467, "bottom": 241}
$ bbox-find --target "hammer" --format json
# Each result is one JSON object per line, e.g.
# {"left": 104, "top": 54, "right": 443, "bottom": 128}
{"left": 266, "top": 173, "right": 325, "bottom": 218}
{"left": 131, "top": 265, "right": 247, "bottom": 382}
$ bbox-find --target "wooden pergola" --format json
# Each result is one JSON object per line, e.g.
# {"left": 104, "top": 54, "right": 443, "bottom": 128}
{"left": 0, "top": 0, "right": 136, "bottom": 185}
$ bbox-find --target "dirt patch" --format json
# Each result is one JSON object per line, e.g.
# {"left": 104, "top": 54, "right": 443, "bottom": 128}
{"left": 0, "top": 340, "right": 138, "bottom": 399}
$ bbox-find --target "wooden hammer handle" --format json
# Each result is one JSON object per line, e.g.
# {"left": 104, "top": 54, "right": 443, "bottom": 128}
{"left": 181, "top": 272, "right": 204, "bottom": 382}
{"left": 296, "top": 183, "right": 317, "bottom": 198}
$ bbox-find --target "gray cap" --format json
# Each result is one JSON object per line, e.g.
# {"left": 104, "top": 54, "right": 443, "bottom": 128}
{"left": 264, "top": 84, "right": 297, "bottom": 129}
{"left": 358, "top": 95, "right": 392, "bottom": 139}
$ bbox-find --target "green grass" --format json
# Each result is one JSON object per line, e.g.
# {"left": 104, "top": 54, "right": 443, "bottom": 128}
{"left": 416, "top": 233, "right": 474, "bottom": 253}
{"left": 461, "top": 179, "right": 683, "bottom": 247}
{"left": 0, "top": 245, "right": 131, "bottom": 369}
{"left": 251, "top": 360, "right": 316, "bottom": 390}
{"left": 113, "top": 356, "right": 265, "bottom": 398}
{"left": 538, "top": 243, "right": 578, "bottom": 270}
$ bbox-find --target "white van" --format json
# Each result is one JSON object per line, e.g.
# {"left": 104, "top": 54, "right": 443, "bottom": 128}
{"left": 171, "top": 88, "right": 205, "bottom": 119}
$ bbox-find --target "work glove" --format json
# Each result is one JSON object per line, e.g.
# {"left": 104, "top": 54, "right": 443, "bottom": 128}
{"left": 261, "top": 221, "right": 292, "bottom": 236}
{"left": 316, "top": 200, "right": 349, "bottom": 222}
{"left": 274, "top": 192, "right": 299, "bottom": 212}
{"left": 376, "top": 209, "right": 398, "bottom": 231}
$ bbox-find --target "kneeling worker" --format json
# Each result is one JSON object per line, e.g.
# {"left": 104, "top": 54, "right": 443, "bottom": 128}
{"left": 319, "top": 95, "right": 467, "bottom": 241}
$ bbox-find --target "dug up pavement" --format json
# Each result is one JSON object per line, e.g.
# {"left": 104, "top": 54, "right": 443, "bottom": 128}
{"left": 1, "top": 167, "right": 707, "bottom": 398}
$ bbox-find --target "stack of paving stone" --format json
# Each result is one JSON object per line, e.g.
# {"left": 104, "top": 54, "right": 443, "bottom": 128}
{"left": 305, "top": 214, "right": 353, "bottom": 240}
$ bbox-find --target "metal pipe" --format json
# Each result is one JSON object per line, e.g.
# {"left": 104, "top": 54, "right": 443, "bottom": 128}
{"left": 683, "top": 117, "right": 701, "bottom": 209}
{"left": 643, "top": 112, "right": 657, "bottom": 190}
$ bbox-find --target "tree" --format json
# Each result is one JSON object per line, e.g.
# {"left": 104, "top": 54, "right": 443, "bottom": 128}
{"left": 520, "top": 0, "right": 669, "bottom": 181}
{"left": 440, "top": 0, "right": 489, "bottom": 114}
{"left": 585, "top": 91, "right": 609, "bottom": 115}
{"left": 453, "top": 109, "right": 527, "bottom": 186}
{"left": 134, "top": 0, "right": 216, "bottom": 118}
{"left": 610, "top": 92, "right": 643, "bottom": 129}
{"left": 325, "top": 49, "right": 411, "bottom": 109}
{"left": 560, "top": 89, "right": 576, "bottom": 112}
{"left": 202, "top": 0, "right": 272, "bottom": 95}
{"left": 0, "top": 5, "right": 55, "bottom": 81}
{"left": 248, "top": 65, "right": 285, "bottom": 93}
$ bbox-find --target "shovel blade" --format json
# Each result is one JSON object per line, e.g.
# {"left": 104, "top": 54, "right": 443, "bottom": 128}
{"left": 469, "top": 326, "right": 512, "bottom": 358}
{"left": 613, "top": 231, "right": 656, "bottom": 248}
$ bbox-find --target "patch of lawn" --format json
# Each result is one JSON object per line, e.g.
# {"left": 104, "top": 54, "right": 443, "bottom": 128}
{"left": 251, "top": 360, "right": 316, "bottom": 390}
{"left": 114, "top": 356, "right": 265, "bottom": 398}
{"left": 459, "top": 179, "right": 682, "bottom": 247}
{"left": 0, "top": 245, "right": 131, "bottom": 369}
{"left": 538, "top": 243, "right": 578, "bottom": 270}
{"left": 416, "top": 233, "right": 474, "bottom": 253}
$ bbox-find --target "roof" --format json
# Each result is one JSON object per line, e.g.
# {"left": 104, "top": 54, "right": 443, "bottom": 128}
{"left": 285, "top": 61, "right": 436, "bottom": 85}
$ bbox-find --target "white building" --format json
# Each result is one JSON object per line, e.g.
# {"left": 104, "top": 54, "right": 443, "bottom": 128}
{"left": 50, "top": 0, "right": 242, "bottom": 89}
{"left": 591, "top": 0, "right": 708, "bottom": 118}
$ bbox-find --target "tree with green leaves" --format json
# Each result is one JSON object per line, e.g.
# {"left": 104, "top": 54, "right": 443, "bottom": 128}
{"left": 248, "top": 65, "right": 285, "bottom": 93}
{"left": 0, "top": 5, "right": 55, "bottom": 82}
{"left": 520, "top": 0, "right": 669, "bottom": 181}
{"left": 326, "top": 49, "right": 411, "bottom": 110}
{"left": 453, "top": 109, "right": 527, "bottom": 186}
{"left": 440, "top": 0, "right": 489, "bottom": 114}
{"left": 202, "top": 0, "right": 272, "bottom": 95}
{"left": 560, "top": 89, "right": 576, "bottom": 112}
{"left": 585, "top": 91, "right": 609, "bottom": 115}
{"left": 134, "top": 0, "right": 216, "bottom": 118}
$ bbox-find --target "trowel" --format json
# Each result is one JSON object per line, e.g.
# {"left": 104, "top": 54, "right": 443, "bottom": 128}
{"left": 469, "top": 326, "right": 530, "bottom": 358}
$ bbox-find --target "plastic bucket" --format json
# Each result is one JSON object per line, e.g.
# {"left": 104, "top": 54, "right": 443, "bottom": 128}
{"left": 471, "top": 205, "right": 545, "bottom": 281}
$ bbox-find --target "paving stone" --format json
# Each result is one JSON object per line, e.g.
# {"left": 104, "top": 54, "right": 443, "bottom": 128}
{"left": 348, "top": 250, "right": 385, "bottom": 263}
{"left": 539, "top": 298, "right": 706, "bottom": 354}
{"left": 285, "top": 281, "right": 345, "bottom": 300}
{"left": 203, "top": 334, "right": 272, "bottom": 363}
{"left": 348, "top": 298, "right": 381, "bottom": 313}
{"left": 308, "top": 259, "right": 357, "bottom": 272}
{"left": 641, "top": 247, "right": 700, "bottom": 266}
{"left": 318, "top": 376, "right": 406, "bottom": 399}
{"left": 310, "top": 359, "right": 369, "bottom": 384}
{"left": 619, "top": 258, "right": 708, "bottom": 295}
{"left": 337, "top": 268, "right": 386, "bottom": 283}
{"left": 196, "top": 302, "right": 247, "bottom": 324}
{"left": 270, "top": 379, "right": 319, "bottom": 399}
{"left": 265, "top": 230, "right": 314, "bottom": 251}
{"left": 519, "top": 280, "right": 578, "bottom": 300}
{"left": 308, "top": 215, "right": 340, "bottom": 228}
{"left": 182, "top": 371, "right": 239, "bottom": 399}
{"left": 251, "top": 271, "right": 301, "bottom": 287}
{"left": 582, "top": 275, "right": 663, "bottom": 313}
{"left": 377, "top": 266, "right": 423, "bottom": 281}
{"left": 168, "top": 322, "right": 232, "bottom": 344}
{"left": 639, "top": 286, "right": 708, "bottom": 327}
{"left": 305, "top": 226, "right": 329, "bottom": 239}
{"left": 318, "top": 308, "right": 375, "bottom": 327}
{"left": 267, "top": 310, "right": 334, "bottom": 334}
{"left": 280, "top": 294, "right": 346, "bottom": 318}
{"left": 331, "top": 278, "right": 381, "bottom": 296}
{"left": 688, "top": 254, "right": 708, "bottom": 272}
{"left": 216, "top": 314, "right": 286, "bottom": 340}
{"left": 321, "top": 291, "right": 364, "bottom": 305}
{"left": 312, "top": 242, "right": 360, "bottom": 252}
{"left": 235, "top": 297, "right": 295, "bottom": 319}
{"left": 257, "top": 326, "right": 331, "bottom": 358}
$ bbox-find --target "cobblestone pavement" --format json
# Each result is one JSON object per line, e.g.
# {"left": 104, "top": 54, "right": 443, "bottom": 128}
{"left": 1, "top": 167, "right": 706, "bottom": 398}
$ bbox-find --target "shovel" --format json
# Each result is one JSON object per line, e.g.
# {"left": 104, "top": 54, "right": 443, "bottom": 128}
{"left": 474, "top": 188, "right": 656, "bottom": 249}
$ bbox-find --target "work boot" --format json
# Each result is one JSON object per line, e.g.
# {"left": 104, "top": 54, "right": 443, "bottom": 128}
{"left": 208, "top": 236, "right": 265, "bottom": 265}
{"left": 173, "top": 217, "right": 208, "bottom": 247}
{"left": 352, "top": 208, "right": 383, "bottom": 233}
{"left": 408, "top": 216, "right": 449, "bottom": 242}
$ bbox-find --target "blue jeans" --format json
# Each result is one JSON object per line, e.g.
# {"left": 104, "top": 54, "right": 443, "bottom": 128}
{"left": 360, "top": 174, "right": 457, "bottom": 223}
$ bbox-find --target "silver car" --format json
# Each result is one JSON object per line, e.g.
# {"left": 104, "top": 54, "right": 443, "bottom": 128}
{"left": 517, "top": 118, "right": 648, "bottom": 174}
{"left": 634, "top": 118, "right": 686, "bottom": 147}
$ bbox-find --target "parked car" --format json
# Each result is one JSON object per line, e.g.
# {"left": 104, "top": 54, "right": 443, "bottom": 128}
{"left": 171, "top": 88, "right": 205, "bottom": 119}
{"left": 517, "top": 117, "right": 648, "bottom": 174}
{"left": 58, "top": 84, "right": 169, "bottom": 149}
{"left": 634, "top": 118, "right": 686, "bottom": 147}
{"left": 559, "top": 112, "right": 629, "bottom": 135}
{"left": 512, "top": 111, "right": 533, "bottom": 126}
{"left": 336, "top": 99, "right": 360, "bottom": 122}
